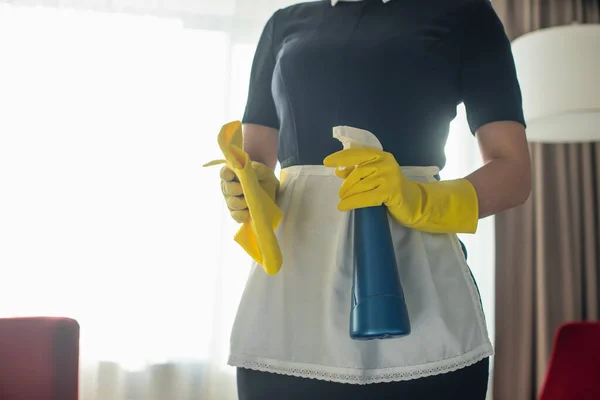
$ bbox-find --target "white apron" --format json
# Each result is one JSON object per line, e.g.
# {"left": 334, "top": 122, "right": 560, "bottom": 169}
{"left": 228, "top": 165, "right": 493, "bottom": 385}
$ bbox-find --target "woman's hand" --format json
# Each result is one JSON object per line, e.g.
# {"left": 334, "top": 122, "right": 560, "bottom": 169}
{"left": 323, "top": 148, "right": 417, "bottom": 211}
{"left": 323, "top": 147, "right": 479, "bottom": 234}
{"left": 220, "top": 161, "right": 279, "bottom": 223}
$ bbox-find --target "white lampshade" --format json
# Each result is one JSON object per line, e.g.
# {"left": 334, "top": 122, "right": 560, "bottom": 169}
{"left": 511, "top": 24, "right": 600, "bottom": 143}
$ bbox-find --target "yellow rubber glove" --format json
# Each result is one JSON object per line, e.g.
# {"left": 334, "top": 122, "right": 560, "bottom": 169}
{"left": 323, "top": 147, "right": 479, "bottom": 234}
{"left": 220, "top": 161, "right": 279, "bottom": 223}
{"left": 204, "top": 121, "right": 283, "bottom": 275}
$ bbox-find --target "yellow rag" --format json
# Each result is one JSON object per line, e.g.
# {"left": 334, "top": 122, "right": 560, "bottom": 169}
{"left": 204, "top": 121, "right": 283, "bottom": 275}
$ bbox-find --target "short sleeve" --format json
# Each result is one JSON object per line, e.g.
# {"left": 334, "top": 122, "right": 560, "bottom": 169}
{"left": 241, "top": 13, "right": 280, "bottom": 129}
{"left": 458, "top": 1, "right": 526, "bottom": 134}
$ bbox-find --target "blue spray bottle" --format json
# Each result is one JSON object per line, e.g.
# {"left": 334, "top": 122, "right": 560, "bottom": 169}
{"left": 332, "top": 126, "right": 411, "bottom": 340}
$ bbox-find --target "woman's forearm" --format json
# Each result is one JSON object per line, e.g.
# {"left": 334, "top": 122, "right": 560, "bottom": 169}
{"left": 242, "top": 123, "right": 279, "bottom": 170}
{"left": 465, "top": 121, "right": 532, "bottom": 219}
{"left": 466, "top": 157, "right": 531, "bottom": 219}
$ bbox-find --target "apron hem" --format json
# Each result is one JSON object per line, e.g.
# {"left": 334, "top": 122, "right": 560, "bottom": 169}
{"left": 228, "top": 343, "right": 494, "bottom": 385}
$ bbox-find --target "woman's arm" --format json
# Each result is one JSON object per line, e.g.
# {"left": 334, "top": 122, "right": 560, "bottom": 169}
{"left": 465, "top": 121, "right": 531, "bottom": 218}
{"left": 242, "top": 123, "right": 279, "bottom": 170}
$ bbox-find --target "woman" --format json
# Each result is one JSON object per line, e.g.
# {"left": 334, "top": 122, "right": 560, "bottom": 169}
{"left": 219, "top": 0, "right": 531, "bottom": 398}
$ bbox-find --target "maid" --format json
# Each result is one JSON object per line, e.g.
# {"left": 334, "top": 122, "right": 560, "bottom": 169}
{"left": 219, "top": 0, "right": 531, "bottom": 398}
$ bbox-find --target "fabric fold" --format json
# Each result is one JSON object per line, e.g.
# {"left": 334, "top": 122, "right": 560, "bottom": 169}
{"left": 204, "top": 121, "right": 283, "bottom": 275}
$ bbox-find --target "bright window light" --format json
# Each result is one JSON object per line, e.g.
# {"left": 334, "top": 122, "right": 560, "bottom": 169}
{"left": 0, "top": 5, "right": 250, "bottom": 368}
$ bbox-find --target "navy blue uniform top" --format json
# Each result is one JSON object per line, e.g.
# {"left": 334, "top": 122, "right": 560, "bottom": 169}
{"left": 241, "top": 0, "right": 525, "bottom": 169}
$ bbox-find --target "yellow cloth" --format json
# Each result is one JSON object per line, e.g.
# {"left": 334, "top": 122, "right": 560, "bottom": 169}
{"left": 204, "top": 121, "right": 283, "bottom": 275}
{"left": 323, "top": 147, "right": 479, "bottom": 234}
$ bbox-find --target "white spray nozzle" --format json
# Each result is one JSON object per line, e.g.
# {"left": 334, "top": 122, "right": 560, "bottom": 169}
{"left": 332, "top": 126, "right": 384, "bottom": 150}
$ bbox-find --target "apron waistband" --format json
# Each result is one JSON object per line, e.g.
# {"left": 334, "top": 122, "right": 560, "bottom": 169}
{"left": 280, "top": 165, "right": 441, "bottom": 180}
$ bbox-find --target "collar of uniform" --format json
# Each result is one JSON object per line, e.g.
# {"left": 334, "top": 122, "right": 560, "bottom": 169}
{"left": 331, "top": 0, "right": 392, "bottom": 6}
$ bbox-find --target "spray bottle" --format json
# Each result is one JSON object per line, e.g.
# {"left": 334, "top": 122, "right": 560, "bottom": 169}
{"left": 333, "top": 126, "right": 411, "bottom": 340}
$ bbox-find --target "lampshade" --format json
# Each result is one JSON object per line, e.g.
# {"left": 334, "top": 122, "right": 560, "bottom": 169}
{"left": 511, "top": 24, "right": 600, "bottom": 143}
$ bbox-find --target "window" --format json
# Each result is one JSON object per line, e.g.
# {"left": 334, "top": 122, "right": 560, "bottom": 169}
{"left": 0, "top": 5, "right": 252, "bottom": 370}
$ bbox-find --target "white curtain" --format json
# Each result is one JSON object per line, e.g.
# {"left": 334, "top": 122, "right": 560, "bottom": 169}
{"left": 443, "top": 104, "right": 496, "bottom": 399}
{"left": 0, "top": 2, "right": 495, "bottom": 399}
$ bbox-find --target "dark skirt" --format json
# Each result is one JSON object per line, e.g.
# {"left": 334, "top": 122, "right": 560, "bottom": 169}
{"left": 237, "top": 357, "right": 489, "bottom": 400}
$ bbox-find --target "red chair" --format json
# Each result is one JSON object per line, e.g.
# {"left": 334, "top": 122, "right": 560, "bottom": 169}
{"left": 0, "top": 317, "right": 80, "bottom": 400}
{"left": 539, "top": 321, "right": 600, "bottom": 400}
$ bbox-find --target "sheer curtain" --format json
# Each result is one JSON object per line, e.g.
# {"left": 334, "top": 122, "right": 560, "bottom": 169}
{"left": 0, "top": 2, "right": 495, "bottom": 399}
{"left": 443, "top": 105, "right": 496, "bottom": 399}
{"left": 443, "top": 104, "right": 496, "bottom": 349}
